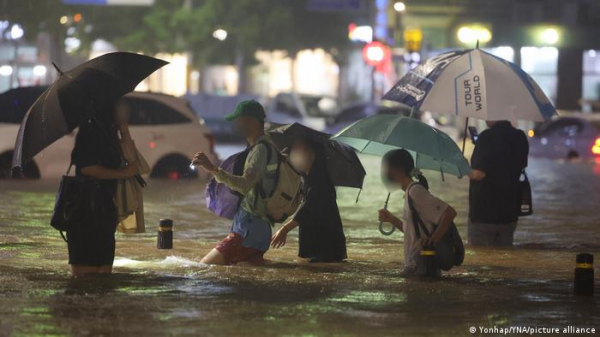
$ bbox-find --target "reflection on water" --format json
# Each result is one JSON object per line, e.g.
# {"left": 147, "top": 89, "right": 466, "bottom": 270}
{"left": 0, "top": 156, "right": 598, "bottom": 336}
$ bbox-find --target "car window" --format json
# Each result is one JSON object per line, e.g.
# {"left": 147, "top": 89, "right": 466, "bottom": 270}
{"left": 125, "top": 97, "right": 191, "bottom": 125}
{"left": 377, "top": 107, "right": 402, "bottom": 115}
{"left": 0, "top": 87, "right": 47, "bottom": 124}
{"left": 336, "top": 105, "right": 366, "bottom": 124}
{"left": 539, "top": 118, "right": 583, "bottom": 137}
{"left": 588, "top": 120, "right": 600, "bottom": 131}
{"left": 274, "top": 95, "right": 301, "bottom": 118}
{"left": 299, "top": 95, "right": 338, "bottom": 117}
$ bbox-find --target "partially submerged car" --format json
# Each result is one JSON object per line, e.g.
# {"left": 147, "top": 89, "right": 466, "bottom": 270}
{"left": 0, "top": 88, "right": 218, "bottom": 179}
{"left": 528, "top": 112, "right": 600, "bottom": 160}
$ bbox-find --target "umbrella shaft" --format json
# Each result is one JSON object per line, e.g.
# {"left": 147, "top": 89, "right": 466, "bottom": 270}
{"left": 462, "top": 117, "right": 469, "bottom": 153}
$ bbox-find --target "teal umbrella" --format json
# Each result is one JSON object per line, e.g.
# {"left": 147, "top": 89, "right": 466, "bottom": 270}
{"left": 331, "top": 114, "right": 471, "bottom": 235}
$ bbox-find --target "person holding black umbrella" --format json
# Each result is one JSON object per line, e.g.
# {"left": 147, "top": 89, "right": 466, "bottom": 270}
{"left": 68, "top": 99, "right": 140, "bottom": 277}
{"left": 11, "top": 52, "right": 167, "bottom": 276}
{"left": 270, "top": 137, "right": 347, "bottom": 263}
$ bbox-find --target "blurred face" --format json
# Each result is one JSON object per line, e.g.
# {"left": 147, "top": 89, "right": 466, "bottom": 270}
{"left": 290, "top": 140, "right": 315, "bottom": 174}
{"left": 114, "top": 99, "right": 131, "bottom": 125}
{"left": 233, "top": 116, "right": 261, "bottom": 138}
{"left": 381, "top": 161, "right": 406, "bottom": 186}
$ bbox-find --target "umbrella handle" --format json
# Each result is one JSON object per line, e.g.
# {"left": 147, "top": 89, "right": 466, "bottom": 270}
{"left": 378, "top": 193, "right": 395, "bottom": 236}
{"left": 379, "top": 220, "right": 396, "bottom": 236}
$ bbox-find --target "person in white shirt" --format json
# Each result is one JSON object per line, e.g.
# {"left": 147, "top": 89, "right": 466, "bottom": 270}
{"left": 377, "top": 149, "right": 457, "bottom": 276}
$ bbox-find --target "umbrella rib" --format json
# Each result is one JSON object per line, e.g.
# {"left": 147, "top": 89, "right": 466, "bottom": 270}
{"left": 40, "top": 79, "right": 61, "bottom": 147}
{"left": 360, "top": 139, "right": 371, "bottom": 153}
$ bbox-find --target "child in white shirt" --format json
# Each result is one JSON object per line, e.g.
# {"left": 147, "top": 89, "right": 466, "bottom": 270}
{"left": 378, "top": 149, "right": 457, "bottom": 276}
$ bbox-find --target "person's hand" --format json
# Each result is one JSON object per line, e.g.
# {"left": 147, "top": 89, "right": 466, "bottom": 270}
{"left": 122, "top": 161, "right": 139, "bottom": 178}
{"left": 192, "top": 152, "right": 217, "bottom": 173}
{"left": 271, "top": 227, "right": 289, "bottom": 249}
{"left": 469, "top": 169, "right": 486, "bottom": 181}
{"left": 378, "top": 209, "right": 396, "bottom": 223}
{"left": 420, "top": 236, "right": 438, "bottom": 248}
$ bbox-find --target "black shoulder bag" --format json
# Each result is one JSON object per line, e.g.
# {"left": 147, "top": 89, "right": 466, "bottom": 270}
{"left": 50, "top": 162, "right": 100, "bottom": 241}
{"left": 51, "top": 116, "right": 140, "bottom": 241}
{"left": 407, "top": 184, "right": 465, "bottom": 271}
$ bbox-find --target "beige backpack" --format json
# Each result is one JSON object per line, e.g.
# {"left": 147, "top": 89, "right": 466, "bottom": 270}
{"left": 256, "top": 141, "right": 304, "bottom": 223}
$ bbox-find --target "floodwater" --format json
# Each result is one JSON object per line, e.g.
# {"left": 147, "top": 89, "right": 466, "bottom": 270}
{"left": 0, "top": 153, "right": 599, "bottom": 336}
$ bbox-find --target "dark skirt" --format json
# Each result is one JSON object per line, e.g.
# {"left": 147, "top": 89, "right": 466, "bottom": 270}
{"left": 295, "top": 178, "right": 347, "bottom": 262}
{"left": 66, "top": 199, "right": 118, "bottom": 267}
{"left": 298, "top": 219, "right": 347, "bottom": 262}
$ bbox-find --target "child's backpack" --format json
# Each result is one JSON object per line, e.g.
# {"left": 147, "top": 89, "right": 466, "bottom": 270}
{"left": 407, "top": 183, "right": 465, "bottom": 271}
{"left": 255, "top": 141, "right": 304, "bottom": 223}
{"left": 206, "top": 140, "right": 304, "bottom": 223}
{"left": 205, "top": 148, "right": 250, "bottom": 220}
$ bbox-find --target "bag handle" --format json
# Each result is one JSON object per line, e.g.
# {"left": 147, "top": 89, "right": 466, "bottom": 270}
{"left": 65, "top": 161, "right": 73, "bottom": 176}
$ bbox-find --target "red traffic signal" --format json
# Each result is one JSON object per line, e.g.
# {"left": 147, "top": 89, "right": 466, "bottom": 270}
{"left": 362, "top": 41, "right": 390, "bottom": 71}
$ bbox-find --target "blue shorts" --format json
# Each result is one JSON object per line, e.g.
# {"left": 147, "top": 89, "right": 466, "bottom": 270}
{"left": 230, "top": 208, "right": 272, "bottom": 252}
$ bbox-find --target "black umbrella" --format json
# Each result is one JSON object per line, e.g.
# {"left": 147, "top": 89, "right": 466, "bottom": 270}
{"left": 11, "top": 52, "right": 168, "bottom": 170}
{"left": 267, "top": 122, "right": 366, "bottom": 189}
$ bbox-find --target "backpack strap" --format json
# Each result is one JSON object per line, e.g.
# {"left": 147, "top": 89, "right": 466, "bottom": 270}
{"left": 253, "top": 140, "right": 279, "bottom": 208}
{"left": 406, "top": 183, "right": 432, "bottom": 239}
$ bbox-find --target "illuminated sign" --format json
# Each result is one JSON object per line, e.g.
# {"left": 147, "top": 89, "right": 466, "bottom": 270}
{"left": 457, "top": 24, "right": 492, "bottom": 45}
{"left": 404, "top": 28, "right": 423, "bottom": 52}
{"left": 348, "top": 23, "right": 373, "bottom": 43}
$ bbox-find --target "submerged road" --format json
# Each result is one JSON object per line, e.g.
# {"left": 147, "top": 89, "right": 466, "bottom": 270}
{"left": 0, "top": 154, "right": 599, "bottom": 336}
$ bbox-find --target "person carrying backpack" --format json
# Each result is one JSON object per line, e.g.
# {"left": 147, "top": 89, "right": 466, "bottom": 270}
{"left": 193, "top": 100, "right": 285, "bottom": 265}
{"left": 377, "top": 149, "right": 459, "bottom": 276}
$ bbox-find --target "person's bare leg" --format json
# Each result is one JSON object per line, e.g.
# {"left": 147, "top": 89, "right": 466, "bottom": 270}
{"left": 97, "top": 265, "right": 113, "bottom": 274}
{"left": 70, "top": 265, "right": 100, "bottom": 277}
{"left": 200, "top": 249, "right": 227, "bottom": 265}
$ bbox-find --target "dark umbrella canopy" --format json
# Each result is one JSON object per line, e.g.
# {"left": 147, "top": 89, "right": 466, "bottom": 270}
{"left": 267, "top": 122, "right": 366, "bottom": 189}
{"left": 12, "top": 52, "right": 168, "bottom": 169}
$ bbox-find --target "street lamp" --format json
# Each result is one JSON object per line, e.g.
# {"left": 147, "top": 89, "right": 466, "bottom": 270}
{"left": 393, "top": 1, "right": 406, "bottom": 12}
{"left": 33, "top": 65, "right": 47, "bottom": 77}
{"left": 0, "top": 65, "right": 13, "bottom": 76}
{"left": 212, "top": 29, "right": 228, "bottom": 41}
{"left": 457, "top": 25, "right": 492, "bottom": 45}
{"left": 9, "top": 24, "right": 24, "bottom": 40}
{"left": 6, "top": 24, "right": 24, "bottom": 89}
{"left": 540, "top": 27, "right": 559, "bottom": 45}
{"left": 393, "top": 2, "right": 406, "bottom": 48}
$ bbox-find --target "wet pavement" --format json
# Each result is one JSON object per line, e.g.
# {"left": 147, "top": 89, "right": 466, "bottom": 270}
{"left": 0, "top": 153, "right": 599, "bottom": 336}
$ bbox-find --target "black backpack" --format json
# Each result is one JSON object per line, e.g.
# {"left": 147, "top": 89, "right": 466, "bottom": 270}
{"left": 407, "top": 184, "right": 465, "bottom": 271}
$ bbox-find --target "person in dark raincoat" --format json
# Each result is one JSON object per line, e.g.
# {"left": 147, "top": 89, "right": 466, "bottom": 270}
{"left": 271, "top": 138, "right": 347, "bottom": 262}
{"left": 67, "top": 100, "right": 140, "bottom": 277}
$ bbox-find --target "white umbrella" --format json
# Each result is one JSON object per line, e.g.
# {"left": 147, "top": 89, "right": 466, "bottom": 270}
{"left": 383, "top": 48, "right": 557, "bottom": 123}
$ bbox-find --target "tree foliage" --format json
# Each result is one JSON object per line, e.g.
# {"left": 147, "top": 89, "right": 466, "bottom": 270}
{"left": 0, "top": 0, "right": 353, "bottom": 65}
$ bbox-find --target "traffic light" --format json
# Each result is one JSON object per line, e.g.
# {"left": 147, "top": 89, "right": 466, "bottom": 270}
{"left": 362, "top": 41, "right": 391, "bottom": 72}
{"left": 404, "top": 28, "right": 422, "bottom": 52}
